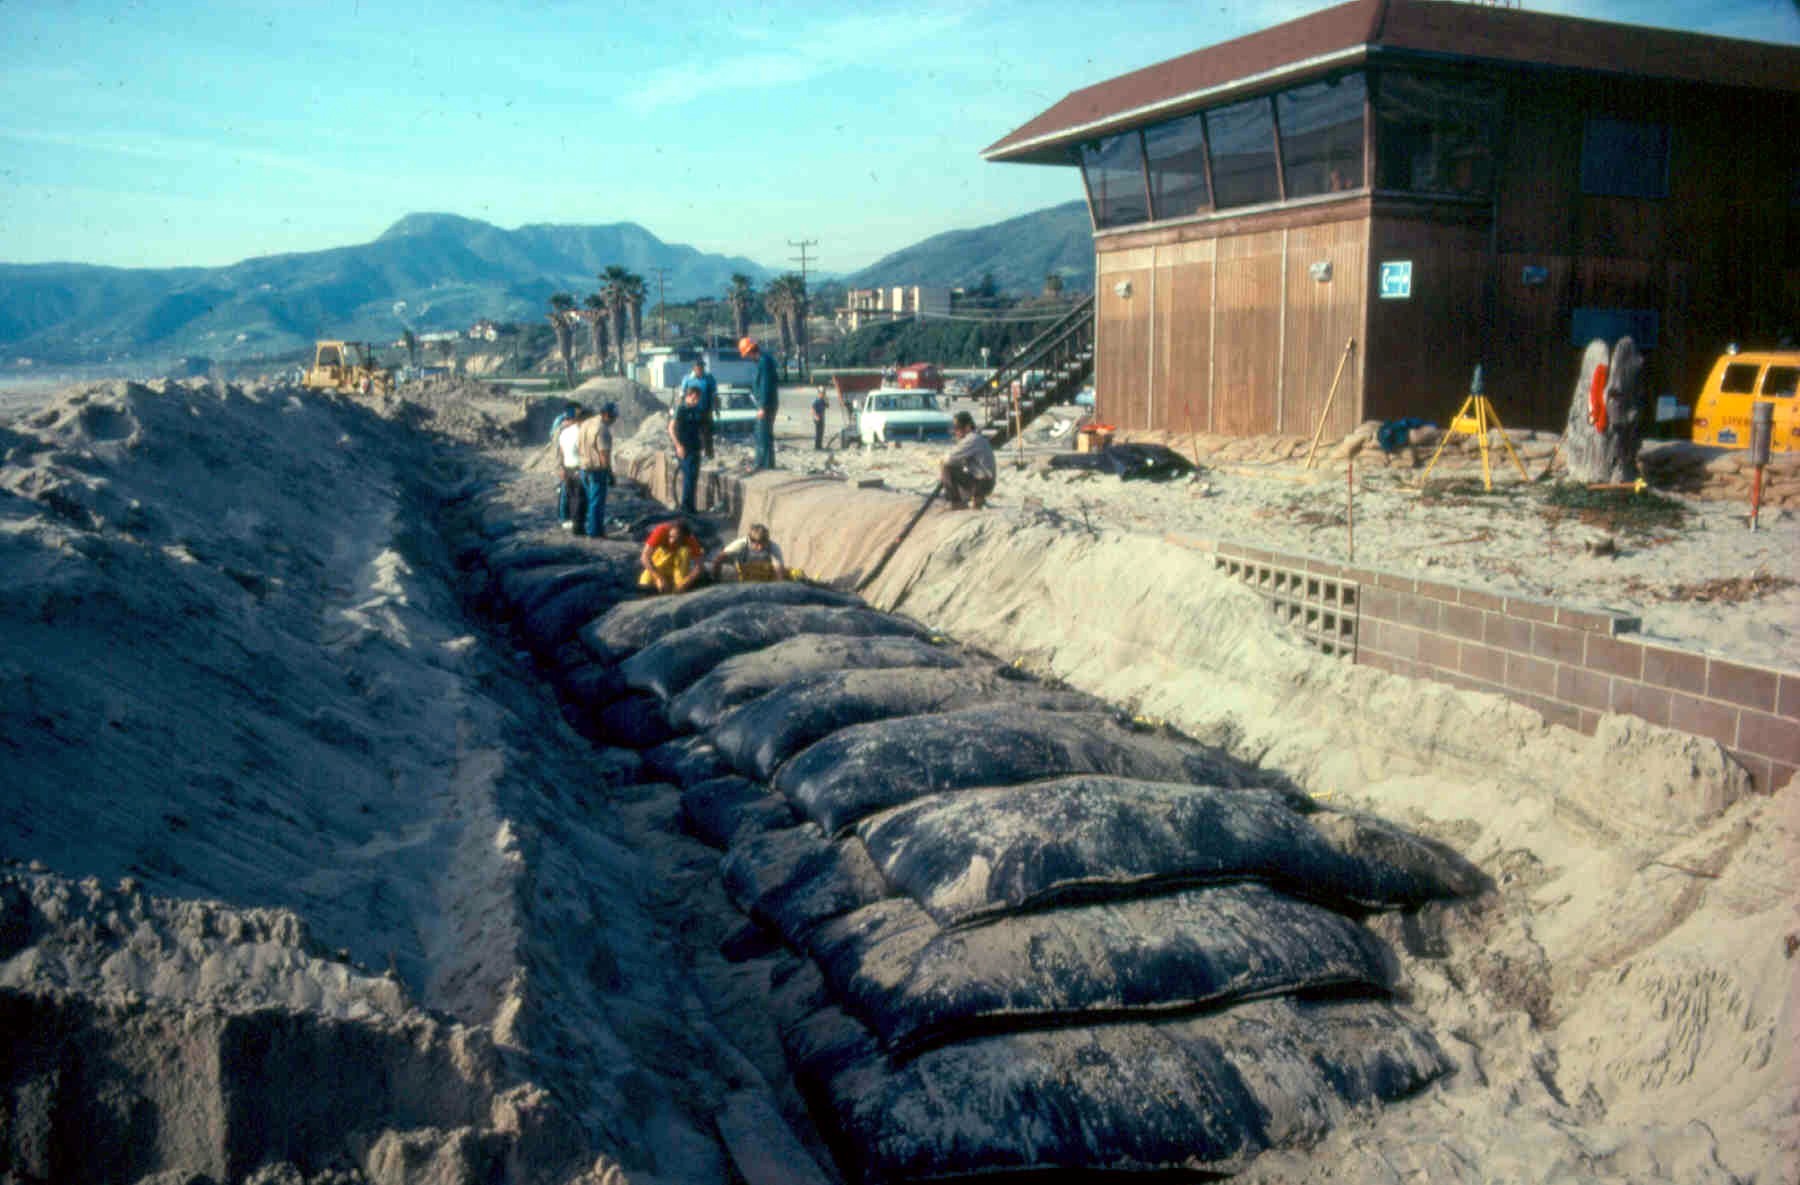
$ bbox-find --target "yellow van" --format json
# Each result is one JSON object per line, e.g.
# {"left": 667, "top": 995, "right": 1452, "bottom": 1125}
{"left": 1690, "top": 350, "right": 1799, "bottom": 452}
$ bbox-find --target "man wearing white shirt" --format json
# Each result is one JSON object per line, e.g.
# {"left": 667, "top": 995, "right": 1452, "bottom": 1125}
{"left": 940, "top": 411, "right": 996, "bottom": 510}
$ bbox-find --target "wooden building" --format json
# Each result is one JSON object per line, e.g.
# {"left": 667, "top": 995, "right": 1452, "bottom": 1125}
{"left": 983, "top": 0, "right": 1800, "bottom": 436}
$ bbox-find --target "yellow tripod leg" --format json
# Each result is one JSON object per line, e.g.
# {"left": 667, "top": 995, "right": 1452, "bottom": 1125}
{"left": 1419, "top": 396, "right": 1472, "bottom": 484}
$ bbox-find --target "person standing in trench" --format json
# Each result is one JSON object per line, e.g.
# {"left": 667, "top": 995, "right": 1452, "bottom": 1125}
{"left": 669, "top": 383, "right": 708, "bottom": 514}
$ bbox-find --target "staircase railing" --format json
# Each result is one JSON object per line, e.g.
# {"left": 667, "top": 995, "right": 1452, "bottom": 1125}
{"left": 972, "top": 295, "right": 1095, "bottom": 448}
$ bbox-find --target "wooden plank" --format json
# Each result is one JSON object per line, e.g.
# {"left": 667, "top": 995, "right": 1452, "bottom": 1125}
{"left": 715, "top": 1091, "right": 834, "bottom": 1185}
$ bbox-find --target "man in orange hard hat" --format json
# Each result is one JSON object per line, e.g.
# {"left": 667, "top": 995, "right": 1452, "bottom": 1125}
{"left": 740, "top": 336, "right": 779, "bottom": 471}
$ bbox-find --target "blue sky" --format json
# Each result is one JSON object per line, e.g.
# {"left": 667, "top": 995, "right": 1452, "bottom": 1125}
{"left": 3, "top": 0, "right": 1795, "bottom": 275}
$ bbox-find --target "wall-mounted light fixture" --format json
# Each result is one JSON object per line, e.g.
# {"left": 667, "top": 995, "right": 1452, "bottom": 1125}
{"left": 1113, "top": 280, "right": 1133, "bottom": 299}
{"left": 1309, "top": 261, "right": 1332, "bottom": 283}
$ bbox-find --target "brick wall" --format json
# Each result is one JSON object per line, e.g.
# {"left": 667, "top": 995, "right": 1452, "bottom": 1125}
{"left": 1204, "top": 540, "right": 1799, "bottom": 793}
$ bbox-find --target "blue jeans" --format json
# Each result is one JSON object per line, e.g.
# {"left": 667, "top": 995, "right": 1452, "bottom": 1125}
{"left": 754, "top": 418, "right": 776, "bottom": 470}
{"left": 556, "top": 471, "right": 582, "bottom": 524}
{"left": 678, "top": 451, "right": 700, "bottom": 512}
{"left": 581, "top": 469, "right": 611, "bottom": 537}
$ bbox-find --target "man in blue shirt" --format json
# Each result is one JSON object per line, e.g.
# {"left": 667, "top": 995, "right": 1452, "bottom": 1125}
{"left": 679, "top": 358, "right": 719, "bottom": 459}
{"left": 740, "top": 336, "right": 780, "bottom": 470}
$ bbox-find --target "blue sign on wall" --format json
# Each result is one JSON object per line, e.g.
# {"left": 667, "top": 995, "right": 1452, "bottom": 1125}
{"left": 1378, "top": 260, "right": 1412, "bottom": 300}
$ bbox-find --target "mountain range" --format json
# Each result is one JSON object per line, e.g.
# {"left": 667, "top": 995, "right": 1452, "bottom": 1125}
{"left": 0, "top": 204, "right": 1096, "bottom": 366}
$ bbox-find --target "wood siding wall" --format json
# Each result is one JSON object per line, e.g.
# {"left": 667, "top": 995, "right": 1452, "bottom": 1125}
{"left": 1096, "top": 214, "right": 1368, "bottom": 437}
{"left": 1089, "top": 72, "right": 1798, "bottom": 437}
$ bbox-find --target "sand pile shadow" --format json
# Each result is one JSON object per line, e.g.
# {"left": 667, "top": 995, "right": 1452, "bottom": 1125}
{"left": 462, "top": 534, "right": 1488, "bottom": 1182}
{"left": 0, "top": 873, "right": 547, "bottom": 1185}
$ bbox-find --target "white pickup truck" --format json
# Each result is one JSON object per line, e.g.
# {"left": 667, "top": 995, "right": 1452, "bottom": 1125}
{"left": 857, "top": 387, "right": 955, "bottom": 446}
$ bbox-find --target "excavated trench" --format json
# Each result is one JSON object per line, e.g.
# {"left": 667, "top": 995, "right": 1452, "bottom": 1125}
{"left": 446, "top": 462, "right": 1489, "bottom": 1182}
{"left": 3, "top": 383, "right": 1777, "bottom": 1184}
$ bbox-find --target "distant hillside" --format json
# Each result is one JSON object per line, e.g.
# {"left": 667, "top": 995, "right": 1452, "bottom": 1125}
{"left": 843, "top": 201, "right": 1093, "bottom": 294}
{"left": 0, "top": 203, "right": 1098, "bottom": 367}
{"left": 0, "top": 214, "right": 774, "bottom": 365}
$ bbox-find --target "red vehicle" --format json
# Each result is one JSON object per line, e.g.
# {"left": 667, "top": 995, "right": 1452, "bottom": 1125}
{"left": 895, "top": 363, "right": 944, "bottom": 392}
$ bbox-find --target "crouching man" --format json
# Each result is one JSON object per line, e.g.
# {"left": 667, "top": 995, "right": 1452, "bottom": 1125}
{"left": 940, "top": 410, "right": 996, "bottom": 510}
{"left": 712, "top": 522, "right": 788, "bottom": 583}
{"left": 638, "top": 519, "right": 706, "bottom": 594}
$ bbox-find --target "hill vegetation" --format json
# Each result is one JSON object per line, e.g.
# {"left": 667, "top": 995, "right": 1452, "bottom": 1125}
{"left": 0, "top": 204, "right": 1096, "bottom": 371}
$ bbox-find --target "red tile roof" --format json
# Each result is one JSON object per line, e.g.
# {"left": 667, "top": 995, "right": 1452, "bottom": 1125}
{"left": 984, "top": 0, "right": 1800, "bottom": 164}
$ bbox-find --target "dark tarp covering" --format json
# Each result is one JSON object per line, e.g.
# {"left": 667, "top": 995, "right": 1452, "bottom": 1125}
{"left": 805, "top": 884, "right": 1396, "bottom": 1058}
{"left": 1046, "top": 442, "right": 1198, "bottom": 481}
{"left": 667, "top": 634, "right": 963, "bottom": 732}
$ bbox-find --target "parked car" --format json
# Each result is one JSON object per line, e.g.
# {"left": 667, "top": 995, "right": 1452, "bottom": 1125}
{"left": 713, "top": 386, "right": 759, "bottom": 437}
{"left": 857, "top": 387, "right": 954, "bottom": 446}
{"left": 1690, "top": 349, "right": 1798, "bottom": 452}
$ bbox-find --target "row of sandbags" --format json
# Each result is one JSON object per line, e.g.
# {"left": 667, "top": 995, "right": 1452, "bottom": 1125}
{"left": 458, "top": 532, "right": 1486, "bottom": 1182}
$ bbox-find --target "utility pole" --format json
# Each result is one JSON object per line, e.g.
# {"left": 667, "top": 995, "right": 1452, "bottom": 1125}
{"left": 649, "top": 266, "right": 672, "bottom": 344}
{"left": 788, "top": 239, "right": 818, "bottom": 381}
{"left": 788, "top": 239, "right": 817, "bottom": 288}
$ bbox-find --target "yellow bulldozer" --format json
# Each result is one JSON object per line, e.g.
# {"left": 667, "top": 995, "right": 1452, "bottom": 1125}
{"left": 302, "top": 340, "right": 394, "bottom": 396}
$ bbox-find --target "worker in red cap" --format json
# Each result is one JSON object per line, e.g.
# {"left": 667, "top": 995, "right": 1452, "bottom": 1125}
{"left": 740, "top": 336, "right": 779, "bottom": 470}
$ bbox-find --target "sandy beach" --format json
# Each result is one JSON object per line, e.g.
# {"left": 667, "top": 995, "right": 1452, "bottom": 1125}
{"left": 0, "top": 374, "right": 1793, "bottom": 1184}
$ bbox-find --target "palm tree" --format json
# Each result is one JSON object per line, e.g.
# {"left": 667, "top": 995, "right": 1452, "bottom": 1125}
{"left": 583, "top": 292, "right": 609, "bottom": 375}
{"left": 726, "top": 274, "right": 757, "bottom": 341}
{"left": 1043, "top": 273, "right": 1064, "bottom": 299}
{"left": 402, "top": 328, "right": 419, "bottom": 369}
{"left": 762, "top": 273, "right": 810, "bottom": 380}
{"left": 599, "top": 266, "right": 632, "bottom": 376}
{"left": 622, "top": 272, "right": 647, "bottom": 360}
{"left": 764, "top": 275, "right": 795, "bottom": 370}
{"left": 548, "top": 292, "right": 576, "bottom": 386}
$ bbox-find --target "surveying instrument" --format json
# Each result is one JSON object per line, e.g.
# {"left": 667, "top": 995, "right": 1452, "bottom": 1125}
{"left": 1419, "top": 365, "right": 1529, "bottom": 490}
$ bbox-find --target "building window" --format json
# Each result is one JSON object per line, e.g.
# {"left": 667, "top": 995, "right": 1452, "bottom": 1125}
{"left": 1081, "top": 131, "right": 1150, "bottom": 228}
{"left": 1277, "top": 74, "right": 1365, "bottom": 197}
{"left": 1144, "top": 113, "right": 1212, "bottom": 219}
{"left": 1580, "top": 118, "right": 1669, "bottom": 199}
{"left": 1374, "top": 72, "right": 1500, "bottom": 197}
{"left": 1205, "top": 95, "right": 1280, "bottom": 209}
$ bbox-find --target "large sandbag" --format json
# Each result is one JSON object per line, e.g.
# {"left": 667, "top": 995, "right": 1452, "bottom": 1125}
{"left": 456, "top": 535, "right": 589, "bottom": 577}
{"left": 707, "top": 666, "right": 1097, "bottom": 782}
{"left": 580, "top": 582, "right": 858, "bottom": 662}
{"left": 720, "top": 825, "right": 888, "bottom": 943}
{"left": 805, "top": 885, "right": 1396, "bottom": 1058}
{"left": 784, "top": 997, "right": 1449, "bottom": 1182}
{"left": 498, "top": 560, "right": 626, "bottom": 619}
{"left": 857, "top": 777, "right": 1484, "bottom": 927}
{"left": 642, "top": 735, "right": 734, "bottom": 788}
{"left": 620, "top": 604, "right": 930, "bottom": 702}
{"left": 680, "top": 776, "right": 800, "bottom": 848}
{"left": 513, "top": 568, "right": 637, "bottom": 656}
{"left": 774, "top": 706, "right": 1250, "bottom": 836}
{"left": 667, "top": 635, "right": 963, "bottom": 732}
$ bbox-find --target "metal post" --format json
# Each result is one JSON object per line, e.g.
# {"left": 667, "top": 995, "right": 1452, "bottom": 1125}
{"left": 1749, "top": 401, "right": 1773, "bottom": 530}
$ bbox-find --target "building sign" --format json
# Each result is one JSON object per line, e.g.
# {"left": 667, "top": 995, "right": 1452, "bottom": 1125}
{"left": 1378, "top": 260, "right": 1413, "bottom": 300}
